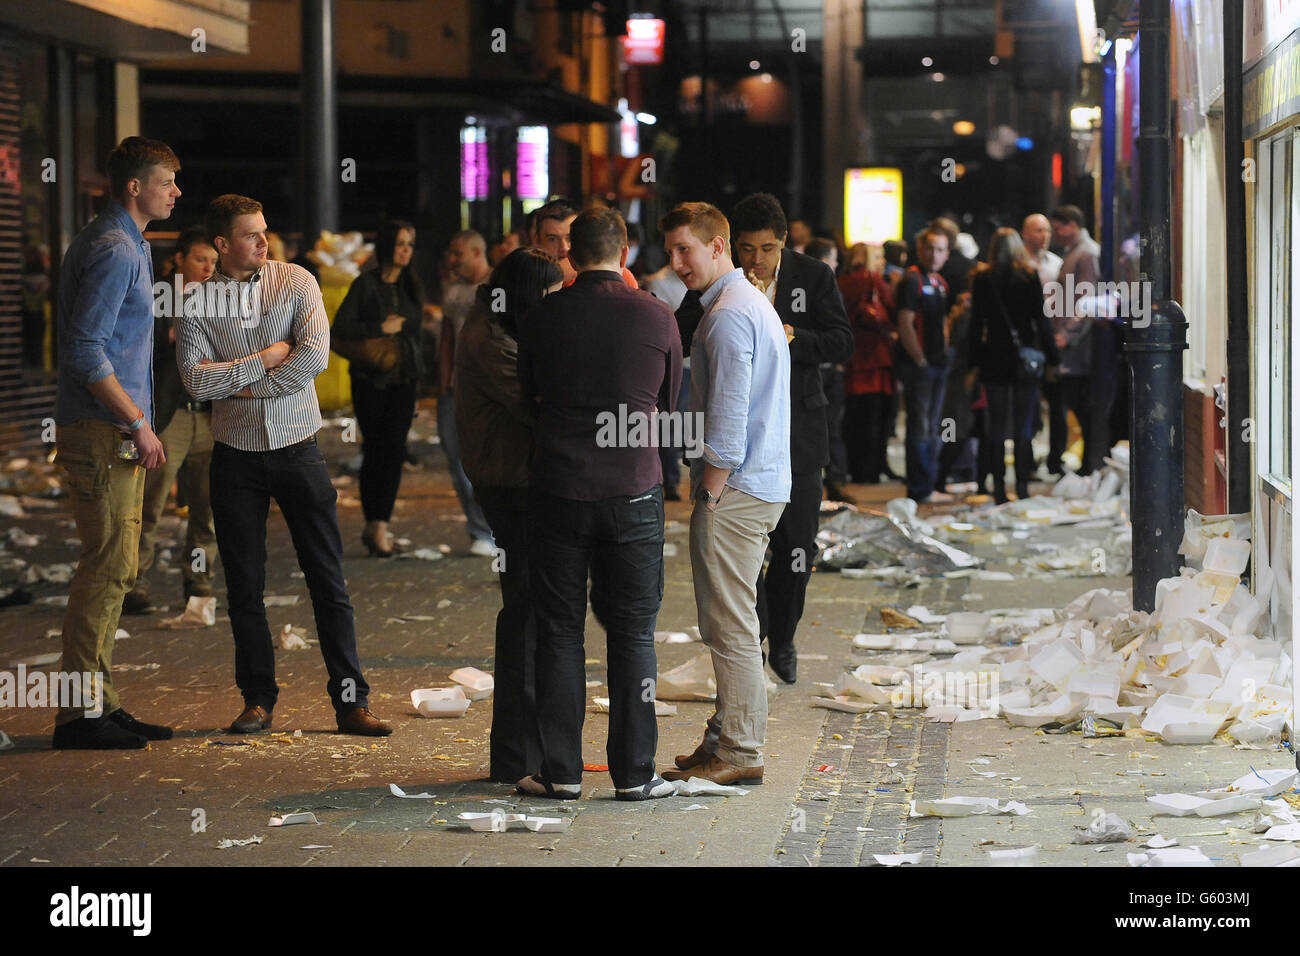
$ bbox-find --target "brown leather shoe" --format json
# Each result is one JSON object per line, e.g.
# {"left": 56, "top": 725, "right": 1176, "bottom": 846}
{"left": 336, "top": 706, "right": 392, "bottom": 737}
{"left": 229, "top": 704, "right": 272, "bottom": 734}
{"left": 674, "top": 741, "right": 714, "bottom": 770}
{"left": 662, "top": 755, "right": 763, "bottom": 785}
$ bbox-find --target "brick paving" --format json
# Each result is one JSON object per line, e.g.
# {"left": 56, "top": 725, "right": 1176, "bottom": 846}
{"left": 0, "top": 403, "right": 1291, "bottom": 868}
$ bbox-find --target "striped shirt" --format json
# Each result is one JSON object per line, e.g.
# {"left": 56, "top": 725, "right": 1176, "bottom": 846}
{"left": 175, "top": 260, "right": 328, "bottom": 451}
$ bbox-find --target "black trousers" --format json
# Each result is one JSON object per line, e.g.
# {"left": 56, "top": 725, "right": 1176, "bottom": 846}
{"left": 756, "top": 468, "right": 823, "bottom": 653}
{"left": 821, "top": 365, "right": 849, "bottom": 485}
{"left": 210, "top": 438, "right": 370, "bottom": 714}
{"left": 844, "top": 393, "right": 893, "bottom": 483}
{"left": 476, "top": 485, "right": 542, "bottom": 784}
{"left": 351, "top": 376, "right": 416, "bottom": 523}
{"left": 1061, "top": 375, "right": 1094, "bottom": 475}
{"left": 528, "top": 485, "right": 664, "bottom": 789}
{"left": 1043, "top": 378, "right": 1068, "bottom": 471}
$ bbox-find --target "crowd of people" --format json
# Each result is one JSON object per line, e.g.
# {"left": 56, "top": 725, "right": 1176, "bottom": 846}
{"left": 50, "top": 133, "right": 1121, "bottom": 800}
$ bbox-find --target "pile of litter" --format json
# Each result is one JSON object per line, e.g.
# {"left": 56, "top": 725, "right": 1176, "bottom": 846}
{"left": 821, "top": 505, "right": 1291, "bottom": 746}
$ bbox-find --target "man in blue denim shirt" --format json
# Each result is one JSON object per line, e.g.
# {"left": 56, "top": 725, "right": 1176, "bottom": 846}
{"left": 659, "top": 202, "right": 791, "bottom": 786}
{"left": 53, "top": 137, "right": 180, "bottom": 750}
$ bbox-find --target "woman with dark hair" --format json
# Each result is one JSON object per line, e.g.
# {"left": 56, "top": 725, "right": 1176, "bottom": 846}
{"left": 331, "top": 220, "right": 424, "bottom": 556}
{"left": 455, "top": 247, "right": 563, "bottom": 783}
{"left": 969, "top": 227, "right": 1059, "bottom": 503}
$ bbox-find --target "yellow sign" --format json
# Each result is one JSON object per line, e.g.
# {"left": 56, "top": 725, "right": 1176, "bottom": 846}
{"left": 844, "top": 168, "right": 903, "bottom": 247}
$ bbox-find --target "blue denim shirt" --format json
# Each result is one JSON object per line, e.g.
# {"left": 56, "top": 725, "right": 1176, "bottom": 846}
{"left": 55, "top": 202, "right": 155, "bottom": 426}
{"left": 688, "top": 268, "right": 791, "bottom": 504}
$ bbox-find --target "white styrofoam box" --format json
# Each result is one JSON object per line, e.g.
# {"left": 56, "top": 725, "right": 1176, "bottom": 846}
{"left": 1204, "top": 537, "right": 1250, "bottom": 575}
{"left": 1029, "top": 639, "right": 1086, "bottom": 690}
{"left": 1067, "top": 664, "right": 1122, "bottom": 700}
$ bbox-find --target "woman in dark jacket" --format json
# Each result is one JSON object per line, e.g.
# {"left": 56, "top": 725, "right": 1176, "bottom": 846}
{"left": 455, "top": 247, "right": 563, "bottom": 783}
{"left": 331, "top": 220, "right": 425, "bottom": 556}
{"left": 969, "top": 228, "right": 1060, "bottom": 503}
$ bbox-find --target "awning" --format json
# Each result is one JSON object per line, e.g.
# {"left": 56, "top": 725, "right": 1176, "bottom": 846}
{"left": 0, "top": 0, "right": 251, "bottom": 58}
{"left": 139, "top": 71, "right": 622, "bottom": 126}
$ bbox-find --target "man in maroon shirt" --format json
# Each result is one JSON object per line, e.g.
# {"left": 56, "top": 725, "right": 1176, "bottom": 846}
{"left": 516, "top": 207, "right": 683, "bottom": 801}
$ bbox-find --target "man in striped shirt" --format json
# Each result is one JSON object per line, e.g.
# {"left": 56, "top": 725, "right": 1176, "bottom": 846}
{"left": 176, "top": 194, "right": 391, "bottom": 737}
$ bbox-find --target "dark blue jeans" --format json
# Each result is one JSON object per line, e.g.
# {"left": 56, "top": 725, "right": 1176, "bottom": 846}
{"left": 210, "top": 438, "right": 370, "bottom": 715}
{"left": 898, "top": 362, "right": 948, "bottom": 501}
{"left": 528, "top": 485, "right": 664, "bottom": 789}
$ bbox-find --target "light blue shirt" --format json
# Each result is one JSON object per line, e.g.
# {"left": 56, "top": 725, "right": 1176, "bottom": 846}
{"left": 55, "top": 202, "right": 155, "bottom": 426}
{"left": 689, "top": 267, "right": 791, "bottom": 504}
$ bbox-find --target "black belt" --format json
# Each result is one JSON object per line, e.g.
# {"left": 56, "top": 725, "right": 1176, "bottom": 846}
{"left": 184, "top": 400, "right": 211, "bottom": 412}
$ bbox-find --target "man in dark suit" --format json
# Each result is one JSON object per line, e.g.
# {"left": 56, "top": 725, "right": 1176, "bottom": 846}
{"left": 731, "top": 194, "right": 852, "bottom": 684}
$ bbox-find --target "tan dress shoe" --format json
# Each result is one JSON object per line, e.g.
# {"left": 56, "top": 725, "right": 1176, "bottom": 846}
{"left": 336, "top": 706, "right": 393, "bottom": 737}
{"left": 663, "top": 755, "right": 763, "bottom": 785}
{"left": 674, "top": 741, "right": 714, "bottom": 770}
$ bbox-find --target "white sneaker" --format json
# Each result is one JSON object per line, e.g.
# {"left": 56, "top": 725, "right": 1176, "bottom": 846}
{"left": 469, "top": 538, "right": 496, "bottom": 558}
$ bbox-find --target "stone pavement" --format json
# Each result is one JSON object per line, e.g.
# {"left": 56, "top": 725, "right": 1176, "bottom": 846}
{"left": 0, "top": 403, "right": 1292, "bottom": 868}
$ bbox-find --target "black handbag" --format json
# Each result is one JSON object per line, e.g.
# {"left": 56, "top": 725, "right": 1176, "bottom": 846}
{"left": 990, "top": 279, "right": 1045, "bottom": 382}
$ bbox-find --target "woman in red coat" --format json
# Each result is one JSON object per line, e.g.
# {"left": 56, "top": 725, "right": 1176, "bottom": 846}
{"left": 839, "top": 247, "right": 898, "bottom": 484}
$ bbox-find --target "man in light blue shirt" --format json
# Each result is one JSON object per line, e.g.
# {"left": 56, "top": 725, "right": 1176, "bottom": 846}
{"left": 53, "top": 136, "right": 181, "bottom": 750}
{"left": 658, "top": 202, "right": 790, "bottom": 786}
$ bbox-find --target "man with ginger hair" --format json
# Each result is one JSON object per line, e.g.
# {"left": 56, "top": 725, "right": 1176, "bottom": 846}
{"left": 659, "top": 202, "right": 790, "bottom": 786}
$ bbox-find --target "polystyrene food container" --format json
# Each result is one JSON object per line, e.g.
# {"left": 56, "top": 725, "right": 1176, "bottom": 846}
{"left": 411, "top": 687, "right": 470, "bottom": 717}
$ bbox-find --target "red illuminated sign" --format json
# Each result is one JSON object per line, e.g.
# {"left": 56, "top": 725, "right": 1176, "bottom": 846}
{"left": 621, "top": 18, "right": 665, "bottom": 65}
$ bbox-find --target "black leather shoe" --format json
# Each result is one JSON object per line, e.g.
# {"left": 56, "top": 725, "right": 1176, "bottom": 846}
{"left": 768, "top": 642, "right": 797, "bottom": 684}
{"left": 336, "top": 706, "right": 392, "bottom": 737}
{"left": 53, "top": 716, "right": 146, "bottom": 750}
{"left": 109, "top": 709, "right": 173, "bottom": 741}
{"left": 228, "top": 704, "right": 272, "bottom": 734}
{"left": 824, "top": 482, "right": 856, "bottom": 504}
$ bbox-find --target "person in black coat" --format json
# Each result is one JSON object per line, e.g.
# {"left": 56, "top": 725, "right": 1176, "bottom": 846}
{"left": 731, "top": 194, "right": 852, "bottom": 684}
{"left": 969, "top": 228, "right": 1060, "bottom": 503}
{"left": 331, "top": 220, "right": 425, "bottom": 555}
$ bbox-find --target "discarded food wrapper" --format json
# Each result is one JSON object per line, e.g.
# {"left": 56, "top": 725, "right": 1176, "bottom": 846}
{"left": 873, "top": 852, "right": 923, "bottom": 866}
{"left": 591, "top": 697, "right": 677, "bottom": 716}
{"left": 458, "top": 811, "right": 571, "bottom": 833}
{"left": 909, "top": 797, "right": 1031, "bottom": 818}
{"left": 262, "top": 594, "right": 300, "bottom": 607}
{"left": 268, "top": 812, "right": 319, "bottom": 827}
{"left": 410, "top": 687, "right": 470, "bottom": 717}
{"left": 811, "top": 696, "right": 879, "bottom": 714}
{"left": 656, "top": 655, "right": 716, "bottom": 701}
{"left": 1196, "top": 767, "right": 1297, "bottom": 799}
{"left": 671, "top": 777, "right": 749, "bottom": 797}
{"left": 215, "top": 836, "right": 263, "bottom": 849}
{"left": 1148, "top": 792, "right": 1262, "bottom": 817}
{"left": 1072, "top": 811, "right": 1130, "bottom": 844}
{"left": 397, "top": 548, "right": 444, "bottom": 561}
{"left": 1126, "top": 847, "right": 1213, "bottom": 867}
{"left": 160, "top": 595, "right": 217, "bottom": 629}
{"left": 1241, "top": 844, "right": 1300, "bottom": 867}
{"left": 654, "top": 630, "right": 695, "bottom": 644}
{"left": 1144, "top": 835, "right": 1179, "bottom": 848}
{"left": 8, "top": 652, "right": 60, "bottom": 668}
{"left": 389, "top": 783, "right": 436, "bottom": 799}
{"left": 276, "top": 624, "right": 309, "bottom": 650}
{"left": 448, "top": 666, "right": 494, "bottom": 700}
{"left": 986, "top": 845, "right": 1039, "bottom": 866}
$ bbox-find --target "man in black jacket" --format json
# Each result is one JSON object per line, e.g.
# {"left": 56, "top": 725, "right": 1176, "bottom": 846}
{"left": 731, "top": 194, "right": 852, "bottom": 684}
